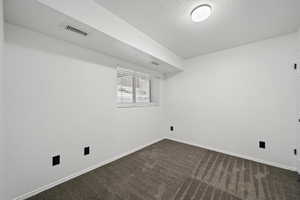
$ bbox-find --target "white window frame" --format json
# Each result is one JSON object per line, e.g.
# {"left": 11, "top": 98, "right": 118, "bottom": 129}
{"left": 117, "top": 68, "right": 158, "bottom": 108}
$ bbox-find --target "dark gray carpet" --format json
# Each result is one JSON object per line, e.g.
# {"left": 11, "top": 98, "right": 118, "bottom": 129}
{"left": 27, "top": 139, "right": 300, "bottom": 200}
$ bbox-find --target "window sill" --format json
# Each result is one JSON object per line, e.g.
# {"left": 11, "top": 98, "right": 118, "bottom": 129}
{"left": 117, "top": 103, "right": 159, "bottom": 108}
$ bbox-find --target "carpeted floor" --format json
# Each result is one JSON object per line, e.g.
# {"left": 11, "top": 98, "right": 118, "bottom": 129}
{"left": 27, "top": 139, "right": 300, "bottom": 200}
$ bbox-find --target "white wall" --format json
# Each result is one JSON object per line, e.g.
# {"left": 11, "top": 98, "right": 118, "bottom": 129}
{"left": 4, "top": 19, "right": 299, "bottom": 200}
{"left": 0, "top": 0, "right": 5, "bottom": 199}
{"left": 297, "top": 28, "right": 300, "bottom": 173}
{"left": 165, "top": 33, "right": 298, "bottom": 170}
{"left": 4, "top": 23, "right": 165, "bottom": 199}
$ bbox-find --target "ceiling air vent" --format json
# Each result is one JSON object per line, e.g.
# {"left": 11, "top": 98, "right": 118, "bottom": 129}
{"left": 151, "top": 61, "right": 160, "bottom": 66}
{"left": 65, "top": 25, "right": 88, "bottom": 36}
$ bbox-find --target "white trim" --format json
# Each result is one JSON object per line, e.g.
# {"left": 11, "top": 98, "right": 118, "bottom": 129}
{"left": 12, "top": 137, "right": 297, "bottom": 200}
{"left": 12, "top": 138, "right": 164, "bottom": 200}
{"left": 117, "top": 102, "right": 159, "bottom": 108}
{"left": 167, "top": 137, "right": 297, "bottom": 172}
{"left": 297, "top": 158, "right": 300, "bottom": 174}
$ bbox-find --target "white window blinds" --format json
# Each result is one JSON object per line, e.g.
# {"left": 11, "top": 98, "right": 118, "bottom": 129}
{"left": 117, "top": 68, "right": 151, "bottom": 104}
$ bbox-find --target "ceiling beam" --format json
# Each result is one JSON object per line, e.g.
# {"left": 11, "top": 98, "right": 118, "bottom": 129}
{"left": 38, "top": 0, "right": 183, "bottom": 71}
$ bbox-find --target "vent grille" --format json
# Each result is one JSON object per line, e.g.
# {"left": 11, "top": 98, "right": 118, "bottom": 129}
{"left": 151, "top": 61, "right": 160, "bottom": 66}
{"left": 65, "top": 25, "right": 88, "bottom": 36}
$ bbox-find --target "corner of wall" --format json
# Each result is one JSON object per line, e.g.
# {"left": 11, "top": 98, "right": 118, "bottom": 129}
{"left": 0, "top": 0, "right": 7, "bottom": 198}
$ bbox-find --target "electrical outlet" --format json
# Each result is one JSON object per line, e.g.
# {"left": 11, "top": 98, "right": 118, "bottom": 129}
{"left": 259, "top": 141, "right": 266, "bottom": 149}
{"left": 170, "top": 126, "right": 174, "bottom": 131}
{"left": 84, "top": 146, "right": 90, "bottom": 156}
{"left": 52, "top": 155, "right": 60, "bottom": 166}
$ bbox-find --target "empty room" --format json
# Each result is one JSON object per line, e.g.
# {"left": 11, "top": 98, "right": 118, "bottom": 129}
{"left": 1, "top": 0, "right": 300, "bottom": 200}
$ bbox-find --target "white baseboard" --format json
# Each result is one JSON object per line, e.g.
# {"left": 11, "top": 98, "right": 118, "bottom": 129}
{"left": 12, "top": 137, "right": 297, "bottom": 200}
{"left": 167, "top": 137, "right": 297, "bottom": 172}
{"left": 12, "top": 138, "right": 164, "bottom": 200}
{"left": 297, "top": 158, "right": 300, "bottom": 174}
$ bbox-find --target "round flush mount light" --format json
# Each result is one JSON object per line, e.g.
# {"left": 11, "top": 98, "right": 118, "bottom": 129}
{"left": 191, "top": 4, "right": 212, "bottom": 22}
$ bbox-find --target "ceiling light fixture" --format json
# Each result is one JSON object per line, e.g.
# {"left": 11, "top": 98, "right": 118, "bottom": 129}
{"left": 191, "top": 4, "right": 212, "bottom": 22}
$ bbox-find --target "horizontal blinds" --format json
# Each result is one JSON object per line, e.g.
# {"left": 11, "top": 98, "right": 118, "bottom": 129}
{"left": 117, "top": 67, "right": 151, "bottom": 104}
{"left": 117, "top": 68, "right": 134, "bottom": 104}
{"left": 117, "top": 68, "right": 134, "bottom": 77}
{"left": 117, "top": 68, "right": 149, "bottom": 78}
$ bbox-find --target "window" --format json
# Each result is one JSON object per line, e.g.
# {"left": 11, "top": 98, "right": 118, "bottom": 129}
{"left": 135, "top": 74, "right": 151, "bottom": 103}
{"left": 117, "top": 68, "right": 152, "bottom": 105}
{"left": 117, "top": 70, "right": 134, "bottom": 104}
